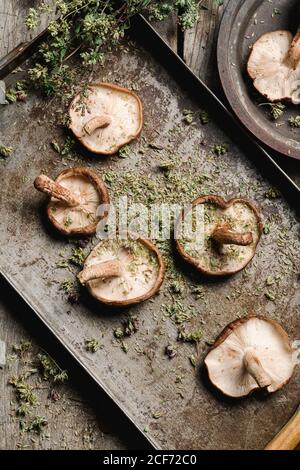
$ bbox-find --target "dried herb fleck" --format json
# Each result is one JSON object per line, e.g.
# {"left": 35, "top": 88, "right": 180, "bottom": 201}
{"left": 165, "top": 344, "right": 177, "bottom": 359}
{"left": 38, "top": 352, "right": 68, "bottom": 383}
{"left": 259, "top": 102, "right": 285, "bottom": 120}
{"left": 212, "top": 144, "right": 228, "bottom": 156}
{"left": 70, "top": 247, "right": 85, "bottom": 266}
{"left": 0, "top": 145, "right": 13, "bottom": 158}
{"left": 289, "top": 116, "right": 300, "bottom": 128}
{"left": 85, "top": 338, "right": 101, "bottom": 353}
{"left": 178, "top": 328, "right": 202, "bottom": 343}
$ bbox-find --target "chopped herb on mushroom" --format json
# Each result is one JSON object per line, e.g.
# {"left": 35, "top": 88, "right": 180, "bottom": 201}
{"left": 176, "top": 195, "right": 262, "bottom": 276}
{"left": 77, "top": 235, "right": 165, "bottom": 306}
{"left": 34, "top": 167, "right": 109, "bottom": 236}
{"left": 69, "top": 83, "right": 143, "bottom": 155}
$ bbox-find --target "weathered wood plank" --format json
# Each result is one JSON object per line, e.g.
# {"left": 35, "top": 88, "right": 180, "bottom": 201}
{"left": 183, "top": 0, "right": 230, "bottom": 82}
{"left": 0, "top": 277, "right": 128, "bottom": 450}
{"left": 152, "top": 13, "right": 178, "bottom": 52}
{"left": 0, "top": 0, "right": 55, "bottom": 60}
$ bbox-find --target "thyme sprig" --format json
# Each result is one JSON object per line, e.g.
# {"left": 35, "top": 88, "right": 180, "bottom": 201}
{"left": 25, "top": 0, "right": 199, "bottom": 96}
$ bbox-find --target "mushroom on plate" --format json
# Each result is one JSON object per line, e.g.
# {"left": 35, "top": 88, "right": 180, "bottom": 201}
{"left": 175, "top": 195, "right": 262, "bottom": 276}
{"left": 77, "top": 235, "right": 165, "bottom": 306}
{"left": 205, "top": 316, "right": 296, "bottom": 398}
{"left": 247, "top": 28, "right": 300, "bottom": 102}
{"left": 69, "top": 83, "right": 143, "bottom": 155}
{"left": 34, "top": 167, "right": 109, "bottom": 236}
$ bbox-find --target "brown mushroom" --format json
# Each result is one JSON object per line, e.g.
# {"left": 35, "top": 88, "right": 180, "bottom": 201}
{"left": 205, "top": 316, "right": 296, "bottom": 398}
{"left": 77, "top": 234, "right": 165, "bottom": 306}
{"left": 175, "top": 196, "right": 262, "bottom": 276}
{"left": 69, "top": 83, "right": 143, "bottom": 155}
{"left": 247, "top": 28, "right": 300, "bottom": 102}
{"left": 34, "top": 167, "right": 109, "bottom": 236}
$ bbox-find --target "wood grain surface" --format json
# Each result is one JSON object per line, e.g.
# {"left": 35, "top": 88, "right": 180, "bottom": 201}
{"left": 0, "top": 1, "right": 56, "bottom": 59}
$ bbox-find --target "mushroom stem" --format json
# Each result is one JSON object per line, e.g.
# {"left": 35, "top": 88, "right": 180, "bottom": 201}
{"left": 287, "top": 27, "right": 300, "bottom": 69}
{"left": 84, "top": 115, "right": 112, "bottom": 136}
{"left": 78, "top": 259, "right": 122, "bottom": 285}
{"left": 243, "top": 349, "right": 272, "bottom": 389}
{"left": 34, "top": 175, "right": 81, "bottom": 207}
{"left": 212, "top": 223, "right": 253, "bottom": 246}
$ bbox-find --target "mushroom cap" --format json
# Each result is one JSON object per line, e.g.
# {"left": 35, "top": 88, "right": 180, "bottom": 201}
{"left": 48, "top": 167, "right": 109, "bottom": 236}
{"left": 205, "top": 316, "right": 296, "bottom": 398}
{"left": 175, "top": 195, "right": 262, "bottom": 276}
{"left": 247, "top": 30, "right": 300, "bottom": 102}
{"left": 82, "top": 235, "right": 165, "bottom": 306}
{"left": 69, "top": 83, "right": 143, "bottom": 155}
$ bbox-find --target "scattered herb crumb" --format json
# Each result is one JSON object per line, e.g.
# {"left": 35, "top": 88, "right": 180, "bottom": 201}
{"left": 114, "top": 327, "right": 124, "bottom": 340}
{"left": 265, "top": 188, "right": 281, "bottom": 199}
{"left": 70, "top": 247, "right": 85, "bottom": 266}
{"left": 118, "top": 145, "right": 131, "bottom": 158}
{"left": 12, "top": 340, "right": 32, "bottom": 358}
{"left": 152, "top": 411, "right": 162, "bottom": 420}
{"left": 0, "top": 145, "right": 13, "bottom": 158}
{"left": 5, "top": 80, "right": 28, "bottom": 103}
{"left": 51, "top": 141, "right": 61, "bottom": 153}
{"left": 178, "top": 328, "right": 202, "bottom": 343}
{"left": 165, "top": 344, "right": 177, "bottom": 359}
{"left": 265, "top": 292, "right": 275, "bottom": 301}
{"left": 272, "top": 8, "right": 281, "bottom": 17}
{"left": 191, "top": 285, "right": 205, "bottom": 299}
{"left": 259, "top": 102, "right": 285, "bottom": 120}
{"left": 64, "top": 216, "right": 73, "bottom": 227}
{"left": 183, "top": 109, "right": 194, "bottom": 124}
{"left": 289, "top": 116, "right": 300, "bottom": 128}
{"left": 38, "top": 352, "right": 68, "bottom": 383}
{"left": 9, "top": 376, "right": 37, "bottom": 405}
{"left": 85, "top": 338, "right": 101, "bottom": 353}
{"left": 26, "top": 416, "right": 47, "bottom": 434}
{"left": 169, "top": 280, "right": 184, "bottom": 295}
{"left": 200, "top": 110, "right": 210, "bottom": 124}
{"left": 189, "top": 354, "right": 196, "bottom": 367}
{"left": 158, "top": 160, "right": 175, "bottom": 171}
{"left": 212, "top": 144, "right": 228, "bottom": 156}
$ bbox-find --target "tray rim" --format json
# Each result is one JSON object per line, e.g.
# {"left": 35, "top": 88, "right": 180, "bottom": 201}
{"left": 1, "top": 13, "right": 300, "bottom": 450}
{"left": 217, "top": 0, "right": 300, "bottom": 161}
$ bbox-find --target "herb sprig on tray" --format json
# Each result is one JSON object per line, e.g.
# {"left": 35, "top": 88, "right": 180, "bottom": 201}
{"left": 25, "top": 0, "right": 200, "bottom": 96}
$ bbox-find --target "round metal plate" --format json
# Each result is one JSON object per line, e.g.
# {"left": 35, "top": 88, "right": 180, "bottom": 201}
{"left": 218, "top": 0, "right": 300, "bottom": 160}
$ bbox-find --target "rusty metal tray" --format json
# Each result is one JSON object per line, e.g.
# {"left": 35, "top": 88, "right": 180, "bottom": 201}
{"left": 0, "top": 15, "right": 299, "bottom": 450}
{"left": 218, "top": 0, "right": 300, "bottom": 160}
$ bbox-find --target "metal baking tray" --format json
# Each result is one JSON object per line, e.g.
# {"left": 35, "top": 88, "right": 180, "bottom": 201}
{"left": 218, "top": 0, "right": 300, "bottom": 160}
{"left": 0, "top": 15, "right": 299, "bottom": 450}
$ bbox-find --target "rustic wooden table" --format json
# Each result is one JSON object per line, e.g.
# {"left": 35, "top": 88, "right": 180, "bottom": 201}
{"left": 0, "top": 0, "right": 298, "bottom": 450}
